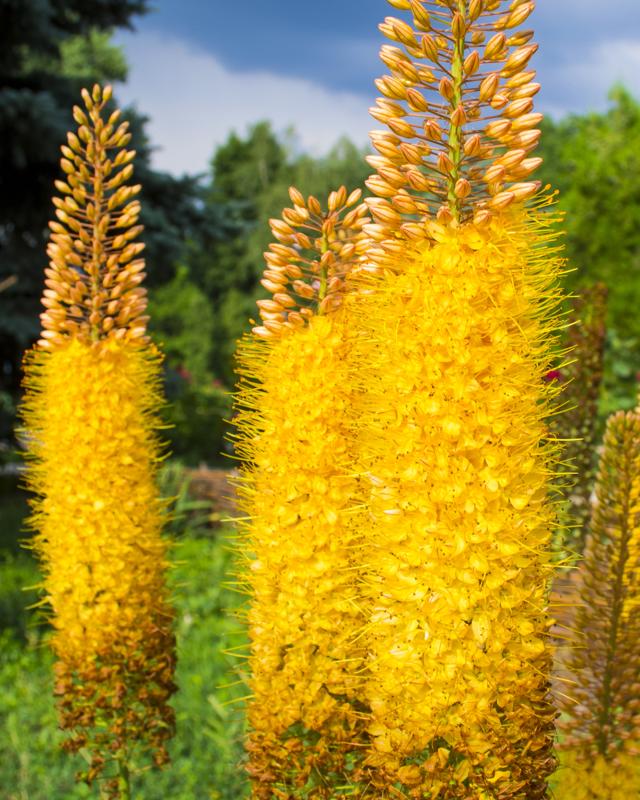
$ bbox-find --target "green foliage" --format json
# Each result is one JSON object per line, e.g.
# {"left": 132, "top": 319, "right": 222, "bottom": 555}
{"left": 59, "top": 30, "right": 128, "bottom": 82}
{"left": 601, "top": 328, "right": 640, "bottom": 416}
{"left": 0, "top": 530, "right": 249, "bottom": 799}
{"left": 209, "top": 121, "right": 288, "bottom": 206}
{"left": 157, "top": 462, "right": 212, "bottom": 539}
{"left": 148, "top": 267, "right": 233, "bottom": 463}
{"left": 538, "top": 87, "right": 640, "bottom": 357}
{"left": 0, "top": 0, "right": 148, "bottom": 75}
{"left": 20, "top": 29, "right": 129, "bottom": 82}
{"left": 215, "top": 288, "right": 258, "bottom": 382}
{"left": 0, "top": 554, "right": 41, "bottom": 638}
{"left": 0, "top": 392, "right": 17, "bottom": 458}
{"left": 150, "top": 265, "right": 217, "bottom": 385}
{"left": 0, "top": 476, "right": 29, "bottom": 552}
{"left": 164, "top": 379, "right": 232, "bottom": 466}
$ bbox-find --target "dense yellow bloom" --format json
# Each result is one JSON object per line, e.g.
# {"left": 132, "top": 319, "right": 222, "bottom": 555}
{"left": 20, "top": 85, "right": 175, "bottom": 796}
{"left": 347, "top": 1, "right": 565, "bottom": 792}
{"left": 554, "top": 410, "right": 640, "bottom": 800}
{"left": 235, "top": 190, "right": 370, "bottom": 797}
{"left": 347, "top": 214, "right": 563, "bottom": 798}
{"left": 23, "top": 340, "right": 175, "bottom": 773}
{"left": 237, "top": 1, "right": 566, "bottom": 796}
{"left": 25, "top": 340, "right": 167, "bottom": 665}
{"left": 236, "top": 316, "right": 366, "bottom": 797}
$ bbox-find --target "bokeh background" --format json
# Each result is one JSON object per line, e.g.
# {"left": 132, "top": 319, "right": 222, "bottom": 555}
{"left": 1, "top": 1, "right": 639, "bottom": 797}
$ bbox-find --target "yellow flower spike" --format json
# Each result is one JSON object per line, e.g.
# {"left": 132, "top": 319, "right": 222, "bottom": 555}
{"left": 346, "top": 1, "right": 565, "bottom": 796}
{"left": 234, "top": 188, "right": 372, "bottom": 798}
{"left": 20, "top": 85, "right": 175, "bottom": 798}
{"left": 554, "top": 410, "right": 640, "bottom": 800}
{"left": 349, "top": 215, "right": 564, "bottom": 799}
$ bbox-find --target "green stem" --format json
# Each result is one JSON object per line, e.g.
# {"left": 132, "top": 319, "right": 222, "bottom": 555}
{"left": 317, "top": 234, "right": 329, "bottom": 315}
{"left": 117, "top": 754, "right": 131, "bottom": 800}
{"left": 447, "top": 1, "right": 467, "bottom": 222}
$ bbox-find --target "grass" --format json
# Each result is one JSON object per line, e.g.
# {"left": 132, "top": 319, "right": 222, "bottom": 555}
{"left": 0, "top": 475, "right": 250, "bottom": 800}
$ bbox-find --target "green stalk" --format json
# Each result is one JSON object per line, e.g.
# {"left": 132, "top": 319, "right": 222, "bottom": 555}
{"left": 447, "top": 1, "right": 467, "bottom": 222}
{"left": 317, "top": 234, "right": 329, "bottom": 315}
{"left": 117, "top": 754, "right": 131, "bottom": 800}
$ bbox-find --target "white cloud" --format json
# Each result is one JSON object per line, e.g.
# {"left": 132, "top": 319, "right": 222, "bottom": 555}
{"left": 575, "top": 39, "right": 640, "bottom": 95}
{"left": 115, "top": 31, "right": 373, "bottom": 176}
{"left": 540, "top": 38, "right": 640, "bottom": 117}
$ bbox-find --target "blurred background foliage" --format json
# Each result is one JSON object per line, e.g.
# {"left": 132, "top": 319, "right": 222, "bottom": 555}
{"left": 538, "top": 86, "right": 640, "bottom": 416}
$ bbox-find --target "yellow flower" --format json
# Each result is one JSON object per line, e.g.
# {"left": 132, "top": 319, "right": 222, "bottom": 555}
{"left": 346, "top": 0, "right": 564, "bottom": 794}
{"left": 23, "top": 340, "right": 175, "bottom": 764}
{"left": 348, "top": 213, "right": 562, "bottom": 798}
{"left": 235, "top": 189, "right": 371, "bottom": 797}
{"left": 20, "top": 85, "right": 175, "bottom": 796}
{"left": 238, "top": 1, "right": 566, "bottom": 796}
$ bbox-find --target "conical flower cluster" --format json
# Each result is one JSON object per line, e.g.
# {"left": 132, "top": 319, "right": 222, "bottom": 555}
{"left": 237, "top": 2, "right": 566, "bottom": 798}
{"left": 234, "top": 187, "right": 371, "bottom": 797}
{"left": 21, "top": 85, "right": 176, "bottom": 797}
{"left": 555, "top": 409, "right": 640, "bottom": 799}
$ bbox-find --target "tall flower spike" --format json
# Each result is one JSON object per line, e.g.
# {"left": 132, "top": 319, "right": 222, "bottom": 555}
{"left": 344, "top": 1, "right": 565, "bottom": 796}
{"left": 21, "top": 85, "right": 176, "bottom": 799}
{"left": 234, "top": 187, "right": 371, "bottom": 797}
{"left": 554, "top": 410, "right": 640, "bottom": 800}
{"left": 367, "top": 0, "right": 542, "bottom": 237}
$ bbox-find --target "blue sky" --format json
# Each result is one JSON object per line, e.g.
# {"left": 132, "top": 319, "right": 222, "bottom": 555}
{"left": 115, "top": 0, "right": 640, "bottom": 175}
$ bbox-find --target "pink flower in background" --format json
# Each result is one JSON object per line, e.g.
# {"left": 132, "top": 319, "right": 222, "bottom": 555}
{"left": 177, "top": 365, "right": 192, "bottom": 382}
